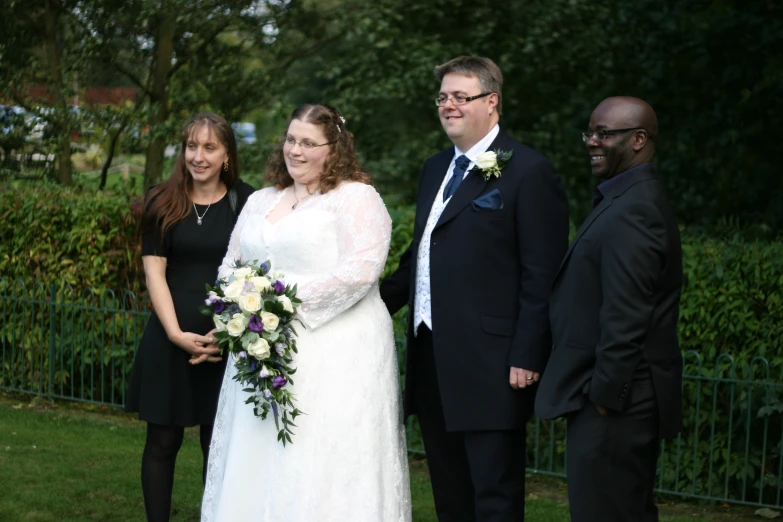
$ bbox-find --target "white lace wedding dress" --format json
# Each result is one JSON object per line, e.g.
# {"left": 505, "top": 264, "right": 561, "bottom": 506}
{"left": 201, "top": 181, "right": 411, "bottom": 522}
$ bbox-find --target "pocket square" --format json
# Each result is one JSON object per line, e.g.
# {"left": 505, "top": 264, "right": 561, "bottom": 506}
{"left": 471, "top": 188, "right": 504, "bottom": 211}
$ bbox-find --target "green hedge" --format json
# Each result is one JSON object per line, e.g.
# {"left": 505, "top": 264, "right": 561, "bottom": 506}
{"left": 0, "top": 182, "right": 143, "bottom": 291}
{"left": 3, "top": 182, "right": 782, "bottom": 356}
{"left": 3, "top": 182, "right": 782, "bottom": 359}
{"left": 3, "top": 184, "right": 783, "bottom": 503}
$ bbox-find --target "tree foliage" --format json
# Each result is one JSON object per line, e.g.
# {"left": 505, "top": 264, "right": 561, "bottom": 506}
{"left": 272, "top": 0, "right": 782, "bottom": 229}
{"left": 0, "top": 0, "right": 779, "bottom": 229}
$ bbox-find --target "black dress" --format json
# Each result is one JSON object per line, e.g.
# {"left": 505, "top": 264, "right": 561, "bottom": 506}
{"left": 126, "top": 180, "right": 254, "bottom": 426}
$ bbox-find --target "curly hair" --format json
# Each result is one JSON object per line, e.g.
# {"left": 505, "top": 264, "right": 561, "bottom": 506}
{"left": 265, "top": 104, "right": 371, "bottom": 193}
{"left": 141, "top": 112, "right": 240, "bottom": 237}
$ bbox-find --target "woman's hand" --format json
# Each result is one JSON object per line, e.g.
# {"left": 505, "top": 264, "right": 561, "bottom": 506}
{"left": 170, "top": 330, "right": 221, "bottom": 363}
{"left": 186, "top": 328, "right": 224, "bottom": 365}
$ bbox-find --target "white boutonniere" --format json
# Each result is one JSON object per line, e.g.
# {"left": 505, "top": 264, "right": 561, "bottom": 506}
{"left": 472, "top": 149, "right": 513, "bottom": 181}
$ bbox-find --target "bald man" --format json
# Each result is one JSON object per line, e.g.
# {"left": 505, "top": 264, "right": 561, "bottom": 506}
{"left": 535, "top": 97, "right": 683, "bottom": 521}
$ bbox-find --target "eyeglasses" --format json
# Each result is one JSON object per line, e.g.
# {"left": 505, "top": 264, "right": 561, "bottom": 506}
{"left": 283, "top": 136, "right": 333, "bottom": 150}
{"left": 581, "top": 127, "right": 645, "bottom": 143}
{"left": 435, "top": 92, "right": 493, "bottom": 107}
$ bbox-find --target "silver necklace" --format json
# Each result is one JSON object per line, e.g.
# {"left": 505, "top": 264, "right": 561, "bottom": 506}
{"left": 291, "top": 188, "right": 314, "bottom": 210}
{"left": 193, "top": 189, "right": 218, "bottom": 225}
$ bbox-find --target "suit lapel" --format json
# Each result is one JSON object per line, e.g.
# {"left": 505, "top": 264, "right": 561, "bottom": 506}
{"left": 435, "top": 131, "right": 511, "bottom": 229}
{"left": 555, "top": 198, "right": 611, "bottom": 279}
{"left": 554, "top": 165, "right": 661, "bottom": 280}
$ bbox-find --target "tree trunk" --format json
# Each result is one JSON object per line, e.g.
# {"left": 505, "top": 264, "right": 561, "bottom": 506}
{"left": 99, "top": 121, "right": 127, "bottom": 190}
{"left": 143, "top": 7, "right": 175, "bottom": 187}
{"left": 43, "top": 0, "right": 73, "bottom": 186}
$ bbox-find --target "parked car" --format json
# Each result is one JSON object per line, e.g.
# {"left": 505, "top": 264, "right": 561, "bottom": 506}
{"left": 231, "top": 121, "right": 257, "bottom": 145}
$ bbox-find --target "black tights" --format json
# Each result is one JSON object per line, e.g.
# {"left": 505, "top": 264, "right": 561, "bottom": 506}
{"left": 141, "top": 422, "right": 214, "bottom": 522}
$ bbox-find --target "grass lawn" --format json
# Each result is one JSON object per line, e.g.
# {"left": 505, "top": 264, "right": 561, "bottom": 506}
{"left": 0, "top": 393, "right": 765, "bottom": 521}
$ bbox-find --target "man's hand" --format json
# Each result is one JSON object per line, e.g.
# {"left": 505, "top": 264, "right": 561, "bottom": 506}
{"left": 509, "top": 367, "right": 540, "bottom": 390}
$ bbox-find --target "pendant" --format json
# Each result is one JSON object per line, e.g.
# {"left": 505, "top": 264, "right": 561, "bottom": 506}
{"left": 197, "top": 218, "right": 203, "bottom": 225}
{"left": 291, "top": 203, "right": 298, "bottom": 210}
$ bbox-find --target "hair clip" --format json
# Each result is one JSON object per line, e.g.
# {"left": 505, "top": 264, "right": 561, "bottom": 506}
{"left": 336, "top": 125, "right": 342, "bottom": 133}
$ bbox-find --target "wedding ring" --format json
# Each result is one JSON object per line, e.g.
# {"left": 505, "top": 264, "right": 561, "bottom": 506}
{"left": 526, "top": 377, "right": 534, "bottom": 381}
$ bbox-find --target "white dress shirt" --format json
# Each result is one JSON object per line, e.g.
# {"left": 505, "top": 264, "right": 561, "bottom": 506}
{"left": 413, "top": 124, "right": 500, "bottom": 335}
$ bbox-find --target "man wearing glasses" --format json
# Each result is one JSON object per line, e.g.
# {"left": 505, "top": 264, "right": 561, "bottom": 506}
{"left": 381, "top": 56, "right": 569, "bottom": 521}
{"left": 536, "top": 97, "right": 683, "bottom": 521}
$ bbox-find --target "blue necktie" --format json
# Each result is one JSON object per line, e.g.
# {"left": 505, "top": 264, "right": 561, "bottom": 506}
{"left": 443, "top": 155, "right": 470, "bottom": 201}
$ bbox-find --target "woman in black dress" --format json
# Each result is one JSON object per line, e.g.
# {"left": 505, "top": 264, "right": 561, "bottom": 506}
{"left": 126, "top": 112, "right": 254, "bottom": 521}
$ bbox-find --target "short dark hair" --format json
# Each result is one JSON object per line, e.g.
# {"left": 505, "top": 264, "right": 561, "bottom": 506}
{"left": 434, "top": 56, "right": 504, "bottom": 115}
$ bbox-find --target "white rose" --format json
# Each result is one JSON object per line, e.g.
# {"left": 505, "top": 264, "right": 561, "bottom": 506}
{"left": 240, "top": 292, "right": 263, "bottom": 313}
{"left": 260, "top": 311, "right": 280, "bottom": 332}
{"left": 250, "top": 276, "right": 272, "bottom": 292}
{"left": 232, "top": 266, "right": 253, "bottom": 279}
{"left": 247, "top": 338, "right": 271, "bottom": 360}
{"left": 277, "top": 295, "right": 294, "bottom": 313}
{"left": 222, "top": 279, "right": 245, "bottom": 300}
{"left": 226, "top": 313, "right": 248, "bottom": 337}
{"left": 213, "top": 315, "right": 227, "bottom": 332}
{"left": 474, "top": 151, "right": 497, "bottom": 170}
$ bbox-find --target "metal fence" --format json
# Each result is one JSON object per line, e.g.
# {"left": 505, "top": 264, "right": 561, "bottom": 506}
{"left": 2, "top": 277, "right": 783, "bottom": 509}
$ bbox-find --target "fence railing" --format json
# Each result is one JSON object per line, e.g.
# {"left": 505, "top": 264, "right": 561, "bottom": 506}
{"left": 2, "top": 277, "right": 783, "bottom": 509}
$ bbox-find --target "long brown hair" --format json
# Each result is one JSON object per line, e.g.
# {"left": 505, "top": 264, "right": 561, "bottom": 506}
{"left": 265, "top": 104, "right": 371, "bottom": 193}
{"left": 141, "top": 112, "right": 240, "bottom": 237}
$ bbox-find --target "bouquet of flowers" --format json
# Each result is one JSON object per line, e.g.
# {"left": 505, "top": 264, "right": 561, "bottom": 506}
{"left": 200, "top": 260, "right": 303, "bottom": 445}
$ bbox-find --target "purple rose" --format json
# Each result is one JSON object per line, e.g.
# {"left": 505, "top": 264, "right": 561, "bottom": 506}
{"left": 213, "top": 300, "right": 226, "bottom": 313}
{"left": 272, "top": 376, "right": 287, "bottom": 389}
{"left": 273, "top": 280, "right": 285, "bottom": 294}
{"left": 248, "top": 315, "right": 264, "bottom": 333}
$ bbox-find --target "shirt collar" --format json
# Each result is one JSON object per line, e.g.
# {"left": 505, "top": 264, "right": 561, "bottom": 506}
{"left": 596, "top": 162, "right": 652, "bottom": 200}
{"left": 454, "top": 124, "right": 500, "bottom": 164}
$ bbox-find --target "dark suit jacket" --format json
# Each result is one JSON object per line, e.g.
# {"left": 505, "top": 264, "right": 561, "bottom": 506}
{"left": 381, "top": 129, "right": 569, "bottom": 431}
{"left": 535, "top": 164, "right": 683, "bottom": 438}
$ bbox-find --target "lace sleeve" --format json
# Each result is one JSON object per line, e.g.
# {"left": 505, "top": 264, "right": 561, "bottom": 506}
{"left": 217, "top": 189, "right": 273, "bottom": 280}
{"left": 296, "top": 183, "right": 392, "bottom": 330}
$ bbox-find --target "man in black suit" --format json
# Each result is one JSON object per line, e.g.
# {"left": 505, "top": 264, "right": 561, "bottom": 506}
{"left": 381, "top": 56, "right": 569, "bottom": 521}
{"left": 535, "top": 97, "right": 683, "bottom": 522}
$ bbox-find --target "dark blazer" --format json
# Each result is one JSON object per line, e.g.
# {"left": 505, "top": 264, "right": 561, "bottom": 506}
{"left": 381, "top": 129, "right": 569, "bottom": 431}
{"left": 535, "top": 164, "right": 683, "bottom": 438}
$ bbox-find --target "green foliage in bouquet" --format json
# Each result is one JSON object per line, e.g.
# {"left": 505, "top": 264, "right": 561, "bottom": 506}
{"left": 200, "top": 260, "right": 303, "bottom": 445}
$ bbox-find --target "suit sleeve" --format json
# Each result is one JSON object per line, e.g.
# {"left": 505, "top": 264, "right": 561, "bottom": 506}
{"left": 589, "top": 202, "right": 666, "bottom": 411}
{"left": 508, "top": 158, "right": 569, "bottom": 372}
{"left": 380, "top": 243, "right": 413, "bottom": 315}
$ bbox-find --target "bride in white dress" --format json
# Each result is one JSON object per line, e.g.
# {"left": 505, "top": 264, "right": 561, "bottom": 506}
{"left": 201, "top": 104, "right": 411, "bottom": 521}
